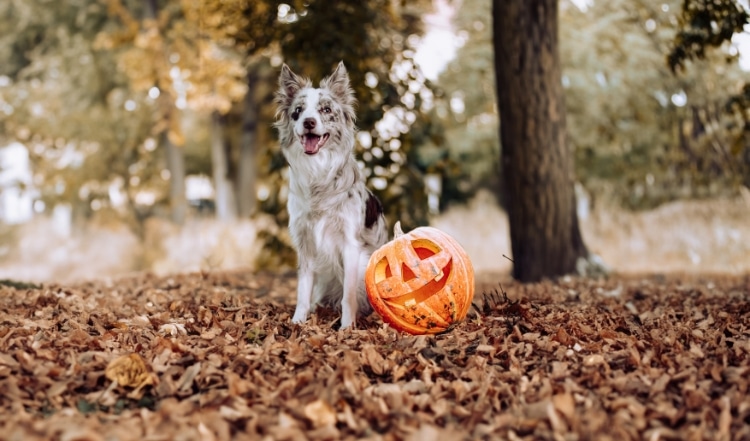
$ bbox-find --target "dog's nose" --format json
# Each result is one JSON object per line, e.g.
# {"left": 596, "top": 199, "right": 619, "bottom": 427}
{"left": 303, "top": 118, "right": 316, "bottom": 130}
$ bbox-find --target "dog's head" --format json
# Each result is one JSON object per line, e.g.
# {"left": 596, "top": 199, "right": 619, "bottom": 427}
{"left": 275, "top": 62, "right": 357, "bottom": 157}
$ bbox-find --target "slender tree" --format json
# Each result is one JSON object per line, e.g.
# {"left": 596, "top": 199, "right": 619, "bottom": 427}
{"left": 141, "top": 0, "right": 189, "bottom": 224}
{"left": 210, "top": 112, "right": 237, "bottom": 221}
{"left": 236, "top": 67, "right": 260, "bottom": 218}
{"left": 492, "top": 0, "right": 592, "bottom": 282}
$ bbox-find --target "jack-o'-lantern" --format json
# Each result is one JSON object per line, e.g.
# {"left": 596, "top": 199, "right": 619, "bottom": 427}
{"left": 366, "top": 222, "right": 474, "bottom": 334}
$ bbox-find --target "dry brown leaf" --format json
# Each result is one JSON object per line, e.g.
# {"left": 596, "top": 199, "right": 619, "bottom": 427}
{"left": 278, "top": 411, "right": 297, "bottom": 429}
{"left": 303, "top": 399, "right": 336, "bottom": 428}
{"left": 583, "top": 353, "right": 606, "bottom": 367}
{"left": 176, "top": 362, "right": 202, "bottom": 393}
{"left": 551, "top": 392, "right": 575, "bottom": 421}
{"left": 104, "top": 353, "right": 156, "bottom": 389}
{"left": 406, "top": 424, "right": 441, "bottom": 441}
{"left": 286, "top": 342, "right": 308, "bottom": 365}
{"left": 718, "top": 396, "right": 732, "bottom": 441}
{"left": 552, "top": 327, "right": 574, "bottom": 346}
{"left": 360, "top": 345, "right": 388, "bottom": 376}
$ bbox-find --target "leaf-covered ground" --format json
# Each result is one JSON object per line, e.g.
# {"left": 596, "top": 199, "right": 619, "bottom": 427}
{"left": 0, "top": 271, "right": 748, "bottom": 440}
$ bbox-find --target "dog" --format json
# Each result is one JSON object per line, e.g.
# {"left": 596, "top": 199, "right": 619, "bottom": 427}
{"left": 274, "top": 61, "right": 388, "bottom": 329}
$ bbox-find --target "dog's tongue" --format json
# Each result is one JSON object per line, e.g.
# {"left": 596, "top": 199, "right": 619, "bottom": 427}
{"left": 304, "top": 135, "right": 321, "bottom": 154}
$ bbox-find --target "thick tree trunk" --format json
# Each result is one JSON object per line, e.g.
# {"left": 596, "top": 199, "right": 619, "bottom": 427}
{"left": 492, "top": 0, "right": 589, "bottom": 282}
{"left": 236, "top": 69, "right": 259, "bottom": 218}
{"left": 164, "top": 137, "right": 187, "bottom": 225}
{"left": 211, "top": 112, "right": 237, "bottom": 221}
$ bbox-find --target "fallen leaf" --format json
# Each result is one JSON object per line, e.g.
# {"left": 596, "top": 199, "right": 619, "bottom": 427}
{"left": 303, "top": 399, "right": 336, "bottom": 428}
{"left": 360, "top": 345, "right": 389, "bottom": 376}
{"left": 158, "top": 323, "right": 187, "bottom": 336}
{"left": 583, "top": 354, "right": 605, "bottom": 366}
{"left": 552, "top": 392, "right": 575, "bottom": 420}
{"left": 104, "top": 353, "right": 156, "bottom": 389}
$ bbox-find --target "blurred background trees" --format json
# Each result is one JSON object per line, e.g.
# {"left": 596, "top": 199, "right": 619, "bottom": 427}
{"left": 564, "top": 0, "right": 749, "bottom": 209}
{"left": 435, "top": 0, "right": 749, "bottom": 212}
{"left": 0, "top": 0, "right": 748, "bottom": 276}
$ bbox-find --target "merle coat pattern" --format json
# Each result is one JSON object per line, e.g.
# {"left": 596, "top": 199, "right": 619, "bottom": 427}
{"left": 275, "top": 62, "right": 388, "bottom": 329}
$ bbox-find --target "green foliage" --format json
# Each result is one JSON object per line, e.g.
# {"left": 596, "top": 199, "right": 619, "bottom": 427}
{"left": 301, "top": 0, "right": 433, "bottom": 228}
{"left": 238, "top": 0, "right": 443, "bottom": 229}
{"left": 669, "top": 0, "right": 749, "bottom": 72}
{"left": 564, "top": 0, "right": 749, "bottom": 208}
{"left": 0, "top": 279, "right": 41, "bottom": 290}
{"left": 436, "top": 0, "right": 749, "bottom": 210}
{"left": 668, "top": 0, "right": 750, "bottom": 195}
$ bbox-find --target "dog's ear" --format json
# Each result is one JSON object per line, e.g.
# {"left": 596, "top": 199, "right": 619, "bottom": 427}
{"left": 279, "top": 64, "right": 303, "bottom": 100}
{"left": 323, "top": 61, "right": 352, "bottom": 101}
{"left": 276, "top": 64, "right": 311, "bottom": 120}
{"left": 322, "top": 61, "right": 356, "bottom": 122}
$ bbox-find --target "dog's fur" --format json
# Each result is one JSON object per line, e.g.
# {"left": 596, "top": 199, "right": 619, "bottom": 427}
{"left": 274, "top": 62, "right": 388, "bottom": 329}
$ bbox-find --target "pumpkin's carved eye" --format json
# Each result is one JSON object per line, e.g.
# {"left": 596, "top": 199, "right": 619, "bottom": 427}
{"left": 373, "top": 241, "right": 453, "bottom": 309}
{"left": 381, "top": 244, "right": 435, "bottom": 277}
{"left": 399, "top": 264, "right": 416, "bottom": 281}
{"left": 376, "top": 242, "right": 450, "bottom": 281}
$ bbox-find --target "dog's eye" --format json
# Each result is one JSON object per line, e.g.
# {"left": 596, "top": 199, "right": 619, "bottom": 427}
{"left": 294, "top": 106, "right": 302, "bottom": 114}
{"left": 322, "top": 106, "right": 332, "bottom": 114}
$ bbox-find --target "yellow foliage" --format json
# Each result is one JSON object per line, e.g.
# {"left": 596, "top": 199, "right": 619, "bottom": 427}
{"left": 97, "top": 0, "right": 248, "bottom": 117}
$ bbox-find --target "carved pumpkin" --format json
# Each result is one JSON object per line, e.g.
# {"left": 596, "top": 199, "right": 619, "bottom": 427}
{"left": 365, "top": 222, "right": 474, "bottom": 334}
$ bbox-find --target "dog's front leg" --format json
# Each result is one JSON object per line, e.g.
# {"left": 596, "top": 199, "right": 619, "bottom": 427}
{"left": 293, "top": 265, "right": 314, "bottom": 324}
{"left": 340, "top": 246, "right": 360, "bottom": 329}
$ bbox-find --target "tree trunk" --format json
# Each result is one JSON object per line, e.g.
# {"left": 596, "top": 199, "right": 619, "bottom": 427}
{"left": 236, "top": 69, "right": 259, "bottom": 218}
{"left": 144, "top": 0, "right": 187, "bottom": 225}
{"left": 164, "top": 136, "right": 187, "bottom": 225}
{"left": 211, "top": 111, "right": 237, "bottom": 221}
{"left": 492, "top": 0, "right": 589, "bottom": 282}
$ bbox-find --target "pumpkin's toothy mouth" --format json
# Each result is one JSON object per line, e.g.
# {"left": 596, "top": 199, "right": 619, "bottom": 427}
{"left": 300, "top": 133, "right": 330, "bottom": 155}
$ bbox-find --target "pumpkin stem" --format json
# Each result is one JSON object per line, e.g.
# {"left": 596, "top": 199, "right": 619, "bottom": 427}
{"left": 393, "top": 221, "right": 404, "bottom": 238}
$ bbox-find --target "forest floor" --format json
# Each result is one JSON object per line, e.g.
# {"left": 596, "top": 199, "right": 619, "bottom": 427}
{"left": 0, "top": 270, "right": 748, "bottom": 440}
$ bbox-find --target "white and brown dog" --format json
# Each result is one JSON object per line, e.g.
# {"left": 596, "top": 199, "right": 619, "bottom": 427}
{"left": 275, "top": 62, "right": 388, "bottom": 329}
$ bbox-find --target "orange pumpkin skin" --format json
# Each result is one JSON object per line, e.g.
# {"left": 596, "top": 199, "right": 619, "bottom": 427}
{"left": 365, "top": 222, "right": 475, "bottom": 334}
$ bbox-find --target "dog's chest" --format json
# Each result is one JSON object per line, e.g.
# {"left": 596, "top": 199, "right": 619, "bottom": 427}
{"left": 289, "top": 198, "right": 351, "bottom": 263}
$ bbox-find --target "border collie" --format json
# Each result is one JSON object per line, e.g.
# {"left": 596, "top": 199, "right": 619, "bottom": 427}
{"left": 274, "top": 62, "right": 388, "bottom": 329}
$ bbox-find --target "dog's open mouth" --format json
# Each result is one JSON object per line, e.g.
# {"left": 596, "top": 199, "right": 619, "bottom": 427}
{"left": 301, "top": 133, "right": 330, "bottom": 155}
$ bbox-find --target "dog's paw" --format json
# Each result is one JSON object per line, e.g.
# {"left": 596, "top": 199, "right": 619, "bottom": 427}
{"left": 292, "top": 308, "right": 309, "bottom": 324}
{"left": 339, "top": 313, "right": 355, "bottom": 330}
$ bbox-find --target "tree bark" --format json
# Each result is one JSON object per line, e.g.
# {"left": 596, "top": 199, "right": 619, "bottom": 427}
{"left": 211, "top": 111, "right": 237, "bottom": 221}
{"left": 144, "top": 0, "right": 187, "bottom": 225}
{"left": 236, "top": 69, "right": 259, "bottom": 218}
{"left": 164, "top": 136, "right": 187, "bottom": 225}
{"left": 492, "top": 0, "right": 589, "bottom": 282}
